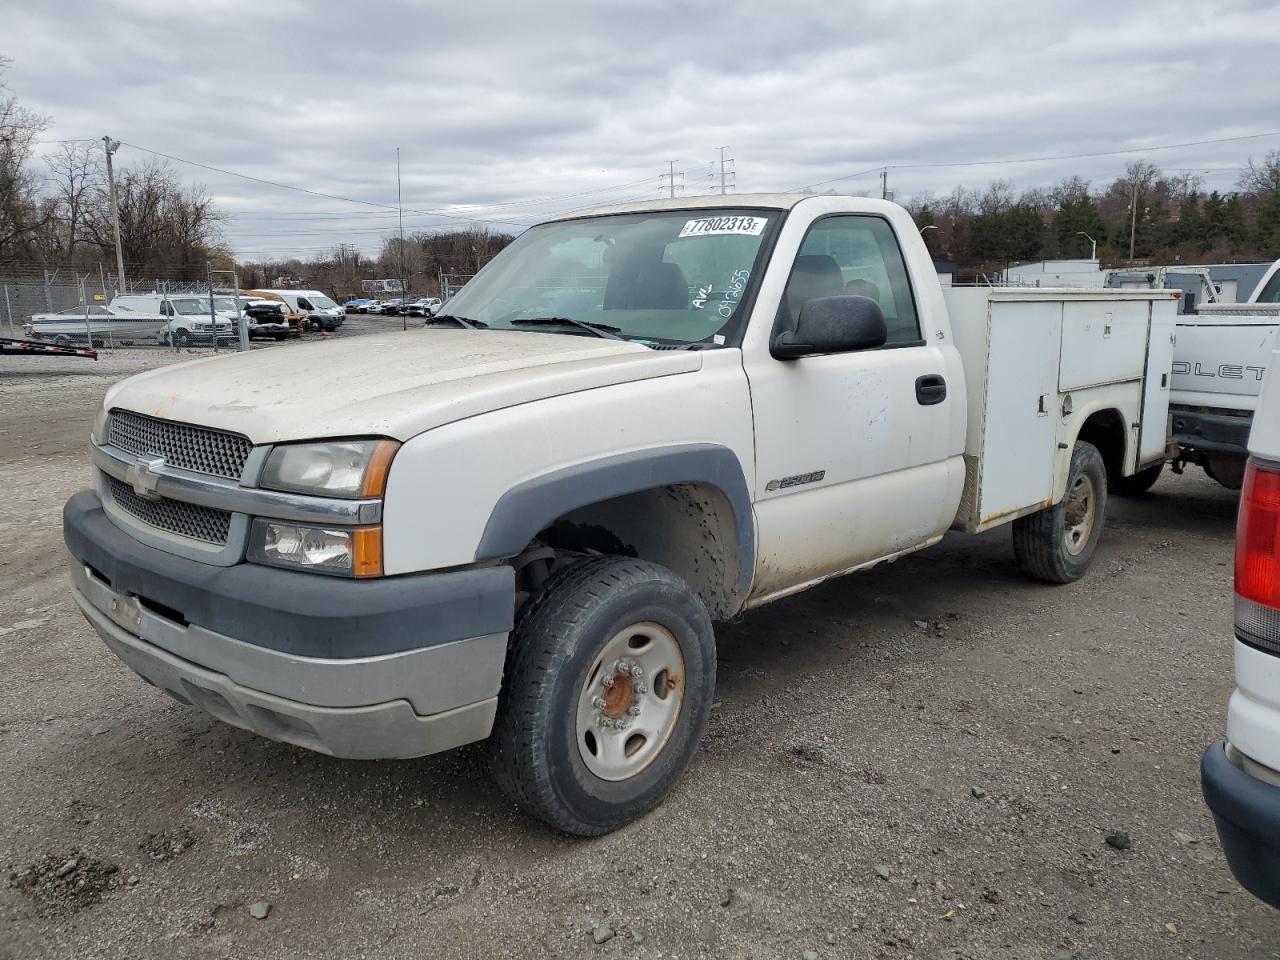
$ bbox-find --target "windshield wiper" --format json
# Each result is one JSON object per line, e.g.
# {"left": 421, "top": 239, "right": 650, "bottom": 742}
{"left": 426, "top": 314, "right": 488, "bottom": 329}
{"left": 510, "top": 316, "right": 625, "bottom": 340}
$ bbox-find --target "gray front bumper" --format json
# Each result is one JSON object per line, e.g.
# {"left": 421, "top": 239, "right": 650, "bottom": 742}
{"left": 70, "top": 559, "right": 505, "bottom": 759}
{"left": 64, "top": 489, "right": 514, "bottom": 760}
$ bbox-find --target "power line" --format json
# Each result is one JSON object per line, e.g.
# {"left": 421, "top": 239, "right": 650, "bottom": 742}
{"left": 793, "top": 129, "right": 1280, "bottom": 191}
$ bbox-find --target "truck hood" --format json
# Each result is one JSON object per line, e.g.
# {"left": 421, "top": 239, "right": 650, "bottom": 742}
{"left": 103, "top": 330, "right": 703, "bottom": 444}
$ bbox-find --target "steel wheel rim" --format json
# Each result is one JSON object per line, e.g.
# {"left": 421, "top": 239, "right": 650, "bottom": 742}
{"left": 1063, "top": 472, "right": 1097, "bottom": 556}
{"left": 575, "top": 622, "right": 686, "bottom": 782}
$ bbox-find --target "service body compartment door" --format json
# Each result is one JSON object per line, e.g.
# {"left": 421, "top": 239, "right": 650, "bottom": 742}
{"left": 1138, "top": 298, "right": 1177, "bottom": 465}
{"left": 1059, "top": 300, "right": 1151, "bottom": 390}
{"left": 979, "top": 301, "right": 1062, "bottom": 523}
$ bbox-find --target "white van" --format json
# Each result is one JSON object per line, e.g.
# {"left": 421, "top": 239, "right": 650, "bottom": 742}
{"left": 110, "top": 294, "right": 236, "bottom": 346}
{"left": 257, "top": 289, "right": 344, "bottom": 331}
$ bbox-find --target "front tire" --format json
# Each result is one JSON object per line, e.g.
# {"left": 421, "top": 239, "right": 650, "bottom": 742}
{"left": 1013, "top": 440, "right": 1107, "bottom": 583}
{"left": 490, "top": 556, "right": 716, "bottom": 836}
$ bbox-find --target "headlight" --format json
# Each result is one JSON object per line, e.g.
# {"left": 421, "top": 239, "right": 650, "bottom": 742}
{"left": 260, "top": 439, "right": 398, "bottom": 498}
{"left": 248, "top": 520, "right": 382, "bottom": 577}
{"left": 93, "top": 407, "right": 109, "bottom": 444}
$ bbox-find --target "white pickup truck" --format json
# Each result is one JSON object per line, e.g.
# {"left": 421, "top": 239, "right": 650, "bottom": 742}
{"left": 63, "top": 195, "right": 1177, "bottom": 834}
{"left": 1164, "top": 259, "right": 1280, "bottom": 489}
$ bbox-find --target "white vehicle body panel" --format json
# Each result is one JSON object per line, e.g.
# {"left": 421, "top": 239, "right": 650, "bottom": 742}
{"left": 1230, "top": 343, "right": 1280, "bottom": 774}
{"left": 1171, "top": 315, "right": 1276, "bottom": 411}
{"left": 945, "top": 287, "right": 1175, "bottom": 531}
{"left": 102, "top": 331, "right": 699, "bottom": 445}
{"left": 382, "top": 349, "right": 752, "bottom": 575}
{"left": 740, "top": 197, "right": 965, "bottom": 599}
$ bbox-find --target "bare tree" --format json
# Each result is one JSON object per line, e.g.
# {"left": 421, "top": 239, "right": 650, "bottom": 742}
{"left": 44, "top": 141, "right": 102, "bottom": 258}
{"left": 0, "top": 55, "right": 51, "bottom": 254}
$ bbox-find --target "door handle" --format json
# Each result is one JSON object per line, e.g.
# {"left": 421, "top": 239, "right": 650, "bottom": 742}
{"left": 915, "top": 374, "right": 947, "bottom": 405}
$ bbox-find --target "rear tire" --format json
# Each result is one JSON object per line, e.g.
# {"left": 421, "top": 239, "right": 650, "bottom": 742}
{"left": 1013, "top": 441, "right": 1107, "bottom": 584}
{"left": 490, "top": 556, "right": 716, "bottom": 836}
{"left": 1110, "top": 462, "right": 1162, "bottom": 496}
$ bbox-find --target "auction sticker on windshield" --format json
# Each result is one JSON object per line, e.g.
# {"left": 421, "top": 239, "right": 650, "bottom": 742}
{"left": 678, "top": 215, "right": 768, "bottom": 238}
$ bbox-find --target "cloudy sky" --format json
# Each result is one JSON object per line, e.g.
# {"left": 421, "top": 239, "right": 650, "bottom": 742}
{"left": 7, "top": 0, "right": 1280, "bottom": 258}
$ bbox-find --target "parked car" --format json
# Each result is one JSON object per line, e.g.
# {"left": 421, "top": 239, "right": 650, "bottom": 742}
{"left": 242, "top": 299, "right": 291, "bottom": 341}
{"left": 1201, "top": 347, "right": 1280, "bottom": 910}
{"left": 376, "top": 299, "right": 403, "bottom": 316}
{"left": 401, "top": 298, "right": 440, "bottom": 317}
{"left": 303, "top": 311, "right": 344, "bottom": 332}
{"left": 343, "top": 299, "right": 371, "bottom": 313}
{"left": 64, "top": 195, "right": 1177, "bottom": 835}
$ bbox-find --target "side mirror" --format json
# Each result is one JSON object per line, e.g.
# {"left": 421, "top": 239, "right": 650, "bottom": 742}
{"left": 772, "top": 295, "right": 888, "bottom": 359}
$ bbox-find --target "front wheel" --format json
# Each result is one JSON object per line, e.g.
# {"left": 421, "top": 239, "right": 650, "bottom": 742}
{"left": 490, "top": 556, "right": 716, "bottom": 836}
{"left": 1012, "top": 440, "right": 1107, "bottom": 583}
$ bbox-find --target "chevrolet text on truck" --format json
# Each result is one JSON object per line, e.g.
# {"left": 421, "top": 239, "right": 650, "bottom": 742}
{"left": 64, "top": 195, "right": 1177, "bottom": 834}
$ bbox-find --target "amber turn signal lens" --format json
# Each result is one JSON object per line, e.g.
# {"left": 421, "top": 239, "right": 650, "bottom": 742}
{"left": 360, "top": 440, "right": 400, "bottom": 498}
{"left": 352, "top": 526, "right": 383, "bottom": 578}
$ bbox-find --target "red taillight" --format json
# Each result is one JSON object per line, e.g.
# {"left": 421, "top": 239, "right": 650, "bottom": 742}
{"left": 1236, "top": 460, "right": 1280, "bottom": 608}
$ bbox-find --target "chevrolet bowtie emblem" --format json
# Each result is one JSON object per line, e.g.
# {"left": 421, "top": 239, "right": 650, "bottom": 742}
{"left": 126, "top": 456, "right": 165, "bottom": 501}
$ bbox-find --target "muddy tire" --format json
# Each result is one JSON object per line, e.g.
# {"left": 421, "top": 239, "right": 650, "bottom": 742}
{"left": 490, "top": 556, "right": 715, "bottom": 836}
{"left": 1110, "top": 462, "right": 1162, "bottom": 496}
{"left": 1013, "top": 441, "right": 1107, "bottom": 584}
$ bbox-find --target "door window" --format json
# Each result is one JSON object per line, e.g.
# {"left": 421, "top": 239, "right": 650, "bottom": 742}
{"left": 783, "top": 216, "right": 922, "bottom": 346}
{"left": 297, "top": 297, "right": 313, "bottom": 311}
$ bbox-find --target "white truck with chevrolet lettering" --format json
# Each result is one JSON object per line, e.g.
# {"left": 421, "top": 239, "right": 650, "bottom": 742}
{"left": 1159, "top": 258, "right": 1280, "bottom": 491}
{"left": 63, "top": 195, "right": 1178, "bottom": 835}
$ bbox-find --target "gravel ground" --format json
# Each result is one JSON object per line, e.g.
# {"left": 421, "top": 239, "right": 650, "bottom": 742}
{"left": 2, "top": 326, "right": 1279, "bottom": 959}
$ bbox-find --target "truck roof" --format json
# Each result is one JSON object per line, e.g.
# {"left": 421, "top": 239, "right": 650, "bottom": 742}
{"left": 544, "top": 192, "right": 821, "bottom": 222}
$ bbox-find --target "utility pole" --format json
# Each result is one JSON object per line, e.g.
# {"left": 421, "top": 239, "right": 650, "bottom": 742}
{"left": 880, "top": 169, "right": 888, "bottom": 200}
{"left": 1128, "top": 178, "right": 1139, "bottom": 261}
{"left": 660, "top": 161, "right": 683, "bottom": 199}
{"left": 102, "top": 137, "right": 126, "bottom": 293}
{"left": 397, "top": 147, "right": 407, "bottom": 332}
{"left": 207, "top": 260, "right": 219, "bottom": 354}
{"left": 716, "top": 146, "right": 735, "bottom": 195}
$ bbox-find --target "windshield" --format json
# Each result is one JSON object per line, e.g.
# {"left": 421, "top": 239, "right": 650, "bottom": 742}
{"left": 309, "top": 295, "right": 338, "bottom": 309}
{"left": 1257, "top": 269, "right": 1280, "bottom": 304}
{"left": 439, "top": 209, "right": 780, "bottom": 345}
{"left": 171, "top": 299, "right": 211, "bottom": 315}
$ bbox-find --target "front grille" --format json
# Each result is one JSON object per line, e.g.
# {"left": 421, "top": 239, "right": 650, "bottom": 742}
{"left": 107, "top": 476, "right": 232, "bottom": 545}
{"left": 108, "top": 410, "right": 252, "bottom": 480}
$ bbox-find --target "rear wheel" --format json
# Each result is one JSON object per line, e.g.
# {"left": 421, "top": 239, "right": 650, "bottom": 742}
{"left": 1013, "top": 441, "right": 1107, "bottom": 583}
{"left": 53, "top": 335, "right": 71, "bottom": 347}
{"left": 490, "top": 556, "right": 716, "bottom": 835}
{"left": 1110, "top": 462, "right": 1163, "bottom": 496}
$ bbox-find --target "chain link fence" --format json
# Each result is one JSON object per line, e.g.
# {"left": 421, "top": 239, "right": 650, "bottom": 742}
{"left": 1, "top": 271, "right": 247, "bottom": 352}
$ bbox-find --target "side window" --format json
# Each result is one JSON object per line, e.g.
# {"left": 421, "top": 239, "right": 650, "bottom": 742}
{"left": 297, "top": 297, "right": 313, "bottom": 311}
{"left": 783, "top": 215, "right": 922, "bottom": 346}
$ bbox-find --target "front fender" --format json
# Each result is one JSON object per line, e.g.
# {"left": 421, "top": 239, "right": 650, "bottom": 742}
{"left": 475, "top": 444, "right": 755, "bottom": 601}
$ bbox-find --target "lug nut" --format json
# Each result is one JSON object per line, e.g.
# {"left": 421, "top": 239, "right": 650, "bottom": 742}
{"left": 601, "top": 675, "right": 614, "bottom": 688}
{"left": 628, "top": 705, "right": 642, "bottom": 716}
{"left": 634, "top": 682, "right": 647, "bottom": 695}
{"left": 629, "top": 664, "right": 643, "bottom": 678}
{"left": 593, "top": 697, "right": 607, "bottom": 710}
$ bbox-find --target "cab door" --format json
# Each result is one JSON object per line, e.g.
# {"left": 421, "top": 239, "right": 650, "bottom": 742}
{"left": 741, "top": 210, "right": 963, "bottom": 601}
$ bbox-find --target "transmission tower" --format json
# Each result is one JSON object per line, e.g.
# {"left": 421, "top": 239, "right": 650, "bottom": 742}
{"left": 660, "top": 161, "right": 684, "bottom": 199}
